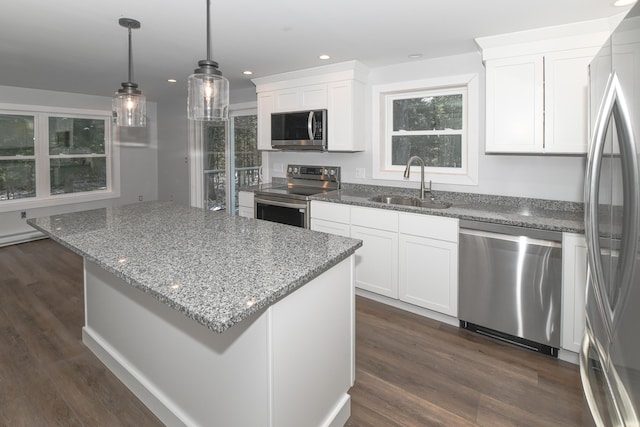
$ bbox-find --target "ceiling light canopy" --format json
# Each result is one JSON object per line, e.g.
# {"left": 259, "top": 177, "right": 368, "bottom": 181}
{"left": 613, "top": 0, "right": 637, "bottom": 6}
{"left": 112, "top": 18, "right": 146, "bottom": 128}
{"left": 187, "top": 0, "right": 229, "bottom": 121}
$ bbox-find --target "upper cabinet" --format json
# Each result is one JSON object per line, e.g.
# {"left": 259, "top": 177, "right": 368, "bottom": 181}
{"left": 477, "top": 19, "right": 614, "bottom": 154}
{"left": 252, "top": 61, "right": 368, "bottom": 152}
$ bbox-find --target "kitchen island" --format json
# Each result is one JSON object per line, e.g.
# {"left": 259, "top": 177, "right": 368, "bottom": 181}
{"left": 28, "top": 201, "right": 362, "bottom": 427}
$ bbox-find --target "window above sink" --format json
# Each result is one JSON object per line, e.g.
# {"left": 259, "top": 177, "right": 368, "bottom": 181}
{"left": 371, "top": 74, "right": 479, "bottom": 187}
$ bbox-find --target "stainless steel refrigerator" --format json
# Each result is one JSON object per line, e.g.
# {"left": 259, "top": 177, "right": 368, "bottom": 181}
{"left": 582, "top": 3, "right": 640, "bottom": 425}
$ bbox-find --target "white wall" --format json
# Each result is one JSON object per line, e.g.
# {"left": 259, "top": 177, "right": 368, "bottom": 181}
{"left": 262, "top": 52, "right": 587, "bottom": 202}
{"left": 0, "top": 85, "right": 158, "bottom": 244}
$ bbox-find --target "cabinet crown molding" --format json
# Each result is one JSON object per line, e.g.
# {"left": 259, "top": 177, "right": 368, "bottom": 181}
{"left": 252, "top": 60, "right": 369, "bottom": 93}
{"left": 475, "top": 14, "right": 625, "bottom": 62}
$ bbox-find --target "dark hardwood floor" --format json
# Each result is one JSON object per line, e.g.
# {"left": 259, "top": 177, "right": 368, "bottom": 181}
{"left": 0, "top": 239, "right": 593, "bottom": 426}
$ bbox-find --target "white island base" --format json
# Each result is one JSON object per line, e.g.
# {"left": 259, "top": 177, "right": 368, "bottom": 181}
{"left": 81, "top": 256, "right": 355, "bottom": 427}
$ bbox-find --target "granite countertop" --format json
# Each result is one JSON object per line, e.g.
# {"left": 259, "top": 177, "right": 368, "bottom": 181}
{"left": 310, "top": 184, "right": 585, "bottom": 234}
{"left": 27, "top": 201, "right": 362, "bottom": 333}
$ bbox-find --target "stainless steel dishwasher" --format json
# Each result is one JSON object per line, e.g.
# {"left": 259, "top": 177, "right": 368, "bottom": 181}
{"left": 458, "top": 220, "right": 563, "bottom": 356}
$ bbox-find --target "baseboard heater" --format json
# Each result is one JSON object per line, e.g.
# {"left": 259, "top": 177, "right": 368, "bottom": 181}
{"left": 460, "top": 321, "right": 559, "bottom": 358}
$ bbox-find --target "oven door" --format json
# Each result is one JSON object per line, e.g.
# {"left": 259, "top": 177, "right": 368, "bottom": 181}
{"left": 254, "top": 195, "right": 308, "bottom": 228}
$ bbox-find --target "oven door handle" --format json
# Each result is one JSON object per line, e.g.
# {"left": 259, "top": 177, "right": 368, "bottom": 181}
{"left": 255, "top": 197, "right": 306, "bottom": 210}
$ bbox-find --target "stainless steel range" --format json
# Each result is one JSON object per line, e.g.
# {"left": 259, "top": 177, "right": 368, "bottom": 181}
{"left": 254, "top": 165, "right": 340, "bottom": 228}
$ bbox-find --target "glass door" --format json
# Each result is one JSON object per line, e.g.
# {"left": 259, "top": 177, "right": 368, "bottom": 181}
{"left": 202, "top": 110, "right": 260, "bottom": 214}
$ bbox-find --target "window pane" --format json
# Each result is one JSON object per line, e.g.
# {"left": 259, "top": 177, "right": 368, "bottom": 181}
{"left": 234, "top": 115, "right": 260, "bottom": 187}
{"left": 49, "top": 117, "right": 105, "bottom": 155}
{"left": 50, "top": 157, "right": 107, "bottom": 195}
{"left": 204, "top": 122, "right": 226, "bottom": 210}
{"left": 392, "top": 135, "right": 462, "bottom": 168}
{"left": 0, "top": 114, "right": 34, "bottom": 156}
{"left": 393, "top": 95, "right": 463, "bottom": 131}
{"left": 0, "top": 159, "right": 36, "bottom": 200}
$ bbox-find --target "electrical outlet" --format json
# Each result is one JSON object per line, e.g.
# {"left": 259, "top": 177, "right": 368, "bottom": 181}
{"left": 138, "top": 195, "right": 143, "bottom": 202}
{"left": 169, "top": 195, "right": 174, "bottom": 202}
{"left": 20, "top": 211, "right": 27, "bottom": 219}
{"left": 355, "top": 168, "right": 366, "bottom": 179}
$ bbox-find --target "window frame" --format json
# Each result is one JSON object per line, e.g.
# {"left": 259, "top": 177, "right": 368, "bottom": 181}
{"left": 0, "top": 103, "right": 119, "bottom": 213}
{"left": 372, "top": 74, "right": 479, "bottom": 186}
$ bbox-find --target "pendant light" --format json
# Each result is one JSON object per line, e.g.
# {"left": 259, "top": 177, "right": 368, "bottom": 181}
{"left": 112, "top": 18, "right": 146, "bottom": 127}
{"left": 187, "top": 0, "right": 229, "bottom": 121}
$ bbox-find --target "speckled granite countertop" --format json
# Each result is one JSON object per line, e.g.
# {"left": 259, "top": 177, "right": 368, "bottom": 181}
{"left": 27, "top": 201, "right": 362, "bottom": 333}
{"left": 310, "top": 183, "right": 585, "bottom": 234}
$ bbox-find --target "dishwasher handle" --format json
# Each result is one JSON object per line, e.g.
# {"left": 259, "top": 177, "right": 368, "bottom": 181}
{"left": 460, "top": 228, "right": 562, "bottom": 249}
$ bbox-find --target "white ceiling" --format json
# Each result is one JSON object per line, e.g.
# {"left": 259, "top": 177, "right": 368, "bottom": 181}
{"left": 0, "top": 0, "right": 631, "bottom": 105}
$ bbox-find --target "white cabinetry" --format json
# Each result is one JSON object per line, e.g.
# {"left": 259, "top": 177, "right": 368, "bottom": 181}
{"left": 310, "top": 201, "right": 459, "bottom": 319}
{"left": 274, "top": 84, "right": 327, "bottom": 112}
{"left": 310, "top": 201, "right": 350, "bottom": 237}
{"left": 238, "top": 190, "right": 254, "bottom": 218}
{"left": 398, "top": 213, "right": 459, "bottom": 317}
{"left": 350, "top": 206, "right": 399, "bottom": 298}
{"left": 327, "top": 80, "right": 365, "bottom": 151}
{"left": 257, "top": 92, "right": 275, "bottom": 151}
{"left": 253, "top": 61, "right": 368, "bottom": 152}
{"left": 561, "top": 232, "right": 587, "bottom": 354}
{"left": 477, "top": 23, "right": 610, "bottom": 154}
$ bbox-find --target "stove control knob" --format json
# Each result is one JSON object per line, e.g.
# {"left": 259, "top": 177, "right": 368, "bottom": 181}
{"left": 323, "top": 168, "right": 329, "bottom": 175}
{"left": 293, "top": 167, "right": 299, "bottom": 174}
{"left": 330, "top": 169, "right": 336, "bottom": 176}
{"left": 287, "top": 167, "right": 293, "bottom": 173}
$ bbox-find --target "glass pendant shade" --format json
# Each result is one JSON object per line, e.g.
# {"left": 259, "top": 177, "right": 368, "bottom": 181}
{"left": 187, "top": 65, "right": 229, "bottom": 121}
{"left": 188, "top": 0, "right": 229, "bottom": 121}
{"left": 113, "top": 85, "right": 146, "bottom": 127}
{"left": 112, "top": 18, "right": 146, "bottom": 127}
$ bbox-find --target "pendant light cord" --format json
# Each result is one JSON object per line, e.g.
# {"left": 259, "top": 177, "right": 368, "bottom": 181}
{"left": 128, "top": 25, "right": 134, "bottom": 83}
{"left": 206, "top": 0, "right": 211, "bottom": 61}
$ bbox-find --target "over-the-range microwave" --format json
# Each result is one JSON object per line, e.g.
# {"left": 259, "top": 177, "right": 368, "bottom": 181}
{"left": 271, "top": 109, "right": 327, "bottom": 151}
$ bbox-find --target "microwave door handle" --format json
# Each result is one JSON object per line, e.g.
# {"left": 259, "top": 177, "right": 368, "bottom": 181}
{"left": 308, "top": 111, "right": 314, "bottom": 141}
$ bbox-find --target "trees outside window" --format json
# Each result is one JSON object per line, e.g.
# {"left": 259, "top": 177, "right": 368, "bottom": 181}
{"left": 372, "top": 74, "right": 479, "bottom": 186}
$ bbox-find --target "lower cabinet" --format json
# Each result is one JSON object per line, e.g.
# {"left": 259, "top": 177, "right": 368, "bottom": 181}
{"left": 561, "top": 232, "right": 587, "bottom": 354}
{"left": 238, "top": 191, "right": 254, "bottom": 218}
{"left": 310, "top": 201, "right": 459, "bottom": 318}
{"left": 351, "top": 225, "right": 399, "bottom": 298}
{"left": 398, "top": 212, "right": 459, "bottom": 317}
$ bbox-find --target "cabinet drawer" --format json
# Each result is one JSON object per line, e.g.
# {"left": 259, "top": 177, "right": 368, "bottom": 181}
{"left": 399, "top": 212, "right": 458, "bottom": 242}
{"left": 351, "top": 206, "right": 398, "bottom": 232}
{"left": 310, "top": 201, "right": 350, "bottom": 224}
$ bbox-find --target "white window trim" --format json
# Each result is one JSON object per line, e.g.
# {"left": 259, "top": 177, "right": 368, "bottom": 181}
{"left": 371, "top": 74, "right": 479, "bottom": 186}
{"left": 0, "top": 103, "right": 119, "bottom": 213}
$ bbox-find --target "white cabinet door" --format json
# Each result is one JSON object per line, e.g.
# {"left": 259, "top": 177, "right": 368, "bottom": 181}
{"left": 351, "top": 225, "right": 398, "bottom": 298}
{"left": 485, "top": 55, "right": 544, "bottom": 153}
{"left": 327, "top": 80, "right": 364, "bottom": 152}
{"left": 544, "top": 48, "right": 598, "bottom": 154}
{"left": 561, "top": 233, "right": 587, "bottom": 353}
{"left": 310, "top": 219, "right": 350, "bottom": 237}
{"left": 238, "top": 191, "right": 254, "bottom": 219}
{"left": 257, "top": 91, "right": 275, "bottom": 150}
{"left": 274, "top": 84, "right": 327, "bottom": 112}
{"left": 398, "top": 234, "right": 458, "bottom": 316}
{"left": 310, "top": 201, "right": 350, "bottom": 224}
{"left": 301, "top": 84, "right": 328, "bottom": 109}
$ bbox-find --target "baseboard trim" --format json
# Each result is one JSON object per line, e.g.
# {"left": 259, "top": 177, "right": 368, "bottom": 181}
{"left": 0, "top": 230, "right": 45, "bottom": 247}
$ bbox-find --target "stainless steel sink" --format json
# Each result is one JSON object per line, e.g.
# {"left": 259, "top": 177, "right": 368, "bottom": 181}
{"left": 368, "top": 194, "right": 451, "bottom": 209}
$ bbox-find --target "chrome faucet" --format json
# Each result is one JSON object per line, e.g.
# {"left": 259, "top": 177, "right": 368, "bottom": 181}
{"left": 403, "top": 156, "right": 431, "bottom": 200}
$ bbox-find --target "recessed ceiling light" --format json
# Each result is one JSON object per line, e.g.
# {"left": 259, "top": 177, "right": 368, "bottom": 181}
{"left": 319, "top": 54, "right": 331, "bottom": 60}
{"left": 614, "top": 0, "right": 636, "bottom": 6}
{"left": 243, "top": 70, "right": 253, "bottom": 75}
{"left": 167, "top": 78, "right": 177, "bottom": 83}
{"left": 408, "top": 53, "right": 423, "bottom": 59}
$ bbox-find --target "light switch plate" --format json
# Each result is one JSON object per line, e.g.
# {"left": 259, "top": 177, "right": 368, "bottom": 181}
{"left": 355, "top": 168, "right": 365, "bottom": 179}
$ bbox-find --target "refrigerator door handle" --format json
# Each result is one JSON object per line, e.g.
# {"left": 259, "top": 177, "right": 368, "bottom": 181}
{"left": 585, "top": 71, "right": 640, "bottom": 342}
